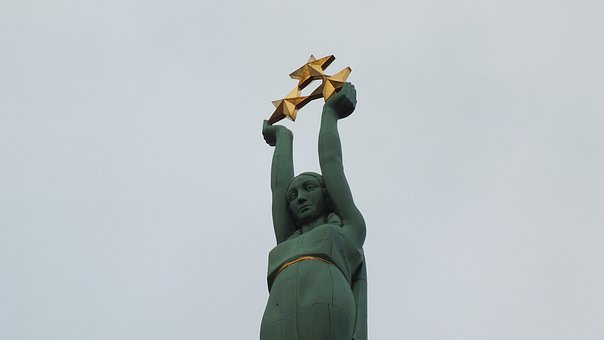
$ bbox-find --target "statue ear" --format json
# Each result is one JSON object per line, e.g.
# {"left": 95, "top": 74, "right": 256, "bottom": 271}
{"left": 327, "top": 212, "right": 342, "bottom": 225}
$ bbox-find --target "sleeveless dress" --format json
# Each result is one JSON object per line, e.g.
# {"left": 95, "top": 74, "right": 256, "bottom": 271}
{"left": 260, "top": 223, "right": 365, "bottom": 340}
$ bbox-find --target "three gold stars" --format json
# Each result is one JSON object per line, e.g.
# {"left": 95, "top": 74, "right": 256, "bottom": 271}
{"left": 268, "top": 55, "right": 352, "bottom": 124}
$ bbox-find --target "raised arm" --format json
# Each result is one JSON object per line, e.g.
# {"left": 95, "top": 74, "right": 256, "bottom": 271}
{"left": 318, "top": 83, "right": 366, "bottom": 247}
{"left": 262, "top": 120, "right": 296, "bottom": 243}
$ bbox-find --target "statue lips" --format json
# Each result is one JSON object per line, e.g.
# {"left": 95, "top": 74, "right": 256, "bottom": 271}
{"left": 299, "top": 205, "right": 311, "bottom": 214}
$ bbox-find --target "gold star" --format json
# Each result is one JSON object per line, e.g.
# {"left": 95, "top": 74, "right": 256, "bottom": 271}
{"left": 321, "top": 66, "right": 352, "bottom": 100}
{"left": 268, "top": 87, "right": 308, "bottom": 124}
{"left": 289, "top": 55, "right": 335, "bottom": 89}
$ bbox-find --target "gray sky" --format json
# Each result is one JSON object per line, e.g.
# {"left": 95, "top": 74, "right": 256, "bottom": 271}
{"left": 1, "top": 0, "right": 603, "bottom": 339}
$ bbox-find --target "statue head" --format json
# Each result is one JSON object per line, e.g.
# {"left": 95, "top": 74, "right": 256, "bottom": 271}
{"left": 286, "top": 172, "right": 331, "bottom": 226}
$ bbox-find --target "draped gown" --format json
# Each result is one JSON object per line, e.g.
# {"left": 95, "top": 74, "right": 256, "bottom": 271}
{"left": 260, "top": 223, "right": 366, "bottom": 340}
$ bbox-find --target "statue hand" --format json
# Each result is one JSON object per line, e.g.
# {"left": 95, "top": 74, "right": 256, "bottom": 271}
{"left": 262, "top": 120, "right": 292, "bottom": 147}
{"left": 324, "top": 82, "right": 357, "bottom": 119}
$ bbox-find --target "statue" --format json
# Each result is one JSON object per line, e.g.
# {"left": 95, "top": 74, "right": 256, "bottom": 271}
{"left": 261, "top": 69, "right": 367, "bottom": 340}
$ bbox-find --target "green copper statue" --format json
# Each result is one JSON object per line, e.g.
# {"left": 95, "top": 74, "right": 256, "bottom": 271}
{"left": 261, "top": 83, "right": 367, "bottom": 340}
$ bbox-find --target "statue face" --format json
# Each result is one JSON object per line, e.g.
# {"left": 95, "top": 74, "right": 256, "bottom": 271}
{"left": 287, "top": 175, "right": 328, "bottom": 224}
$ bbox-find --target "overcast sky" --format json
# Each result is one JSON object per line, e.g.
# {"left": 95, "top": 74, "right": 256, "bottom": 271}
{"left": 1, "top": 0, "right": 603, "bottom": 339}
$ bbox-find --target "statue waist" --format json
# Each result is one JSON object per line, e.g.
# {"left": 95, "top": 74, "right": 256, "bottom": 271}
{"left": 275, "top": 255, "right": 335, "bottom": 276}
{"left": 266, "top": 225, "right": 361, "bottom": 291}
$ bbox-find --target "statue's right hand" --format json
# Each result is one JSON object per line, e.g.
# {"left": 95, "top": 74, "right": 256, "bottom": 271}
{"left": 262, "top": 120, "right": 292, "bottom": 147}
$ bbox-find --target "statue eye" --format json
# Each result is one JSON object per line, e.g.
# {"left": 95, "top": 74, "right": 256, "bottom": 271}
{"left": 287, "top": 190, "right": 297, "bottom": 201}
{"left": 306, "top": 184, "right": 316, "bottom": 190}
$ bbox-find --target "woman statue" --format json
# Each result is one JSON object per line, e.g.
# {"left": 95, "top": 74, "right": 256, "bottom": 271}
{"left": 260, "top": 83, "right": 367, "bottom": 340}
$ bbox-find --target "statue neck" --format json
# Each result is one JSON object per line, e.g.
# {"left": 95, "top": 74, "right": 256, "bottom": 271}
{"left": 299, "top": 215, "right": 328, "bottom": 233}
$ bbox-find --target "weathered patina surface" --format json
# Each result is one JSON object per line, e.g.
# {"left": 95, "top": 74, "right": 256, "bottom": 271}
{"left": 261, "top": 83, "right": 367, "bottom": 340}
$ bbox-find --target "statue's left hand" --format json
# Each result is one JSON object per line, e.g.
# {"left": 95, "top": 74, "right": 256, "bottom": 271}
{"left": 324, "top": 83, "right": 357, "bottom": 119}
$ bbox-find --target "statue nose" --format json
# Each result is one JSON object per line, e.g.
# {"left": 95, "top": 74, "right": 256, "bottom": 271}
{"left": 297, "top": 196, "right": 307, "bottom": 204}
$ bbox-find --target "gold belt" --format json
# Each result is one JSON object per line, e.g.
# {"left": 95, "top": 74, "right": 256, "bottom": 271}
{"left": 276, "top": 256, "right": 335, "bottom": 276}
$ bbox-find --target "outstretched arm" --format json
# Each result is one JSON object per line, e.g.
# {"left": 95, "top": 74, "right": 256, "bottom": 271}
{"left": 318, "top": 83, "right": 366, "bottom": 247}
{"left": 263, "top": 120, "right": 296, "bottom": 243}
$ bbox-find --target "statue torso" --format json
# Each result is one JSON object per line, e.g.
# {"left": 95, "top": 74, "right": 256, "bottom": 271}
{"left": 267, "top": 223, "right": 363, "bottom": 291}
